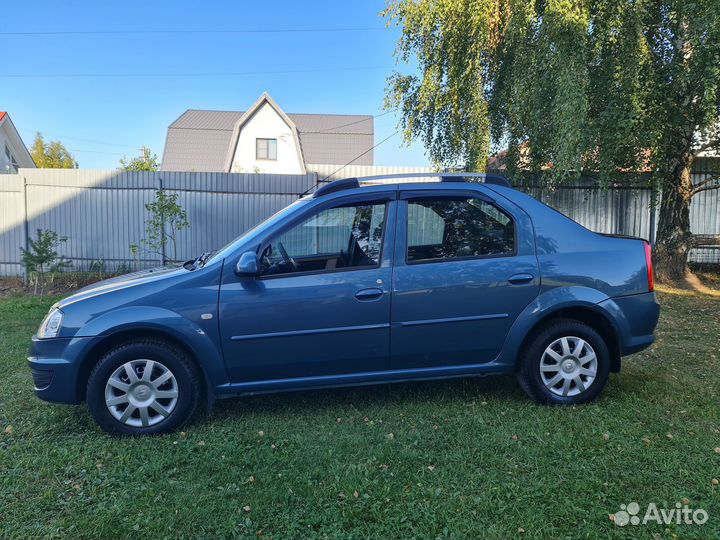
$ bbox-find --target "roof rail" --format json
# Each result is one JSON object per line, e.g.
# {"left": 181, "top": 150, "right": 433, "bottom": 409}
{"left": 359, "top": 172, "right": 511, "bottom": 187}
{"left": 310, "top": 172, "right": 511, "bottom": 198}
{"left": 312, "top": 178, "right": 360, "bottom": 198}
{"left": 446, "top": 173, "right": 511, "bottom": 187}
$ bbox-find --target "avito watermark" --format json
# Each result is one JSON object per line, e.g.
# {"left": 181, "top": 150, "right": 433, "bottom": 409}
{"left": 613, "top": 501, "right": 709, "bottom": 527}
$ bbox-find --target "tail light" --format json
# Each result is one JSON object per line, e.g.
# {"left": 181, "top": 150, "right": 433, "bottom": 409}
{"left": 644, "top": 241, "right": 654, "bottom": 292}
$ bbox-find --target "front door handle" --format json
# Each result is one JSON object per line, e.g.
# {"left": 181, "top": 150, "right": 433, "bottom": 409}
{"left": 508, "top": 273, "right": 534, "bottom": 285}
{"left": 355, "top": 288, "right": 384, "bottom": 301}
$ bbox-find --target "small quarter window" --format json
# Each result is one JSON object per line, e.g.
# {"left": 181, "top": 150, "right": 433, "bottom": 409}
{"left": 256, "top": 138, "right": 277, "bottom": 160}
{"left": 407, "top": 196, "right": 514, "bottom": 262}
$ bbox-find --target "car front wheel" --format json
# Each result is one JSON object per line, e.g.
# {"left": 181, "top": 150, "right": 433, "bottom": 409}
{"left": 518, "top": 319, "right": 610, "bottom": 405}
{"left": 86, "top": 339, "right": 200, "bottom": 436}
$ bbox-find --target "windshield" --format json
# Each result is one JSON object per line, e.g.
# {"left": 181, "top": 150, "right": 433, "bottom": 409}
{"left": 207, "top": 198, "right": 310, "bottom": 263}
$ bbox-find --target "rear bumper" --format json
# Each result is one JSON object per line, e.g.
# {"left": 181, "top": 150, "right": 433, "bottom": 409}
{"left": 599, "top": 292, "right": 660, "bottom": 357}
{"left": 28, "top": 336, "right": 99, "bottom": 404}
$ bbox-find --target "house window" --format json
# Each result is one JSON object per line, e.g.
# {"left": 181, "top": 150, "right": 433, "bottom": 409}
{"left": 256, "top": 138, "right": 277, "bottom": 161}
{"left": 4, "top": 144, "right": 17, "bottom": 174}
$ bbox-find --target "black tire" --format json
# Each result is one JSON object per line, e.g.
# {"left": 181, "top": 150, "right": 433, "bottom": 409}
{"left": 517, "top": 318, "right": 610, "bottom": 405}
{"left": 86, "top": 339, "right": 200, "bottom": 436}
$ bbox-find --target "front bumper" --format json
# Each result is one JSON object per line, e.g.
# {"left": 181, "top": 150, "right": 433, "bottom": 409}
{"left": 28, "top": 336, "right": 100, "bottom": 404}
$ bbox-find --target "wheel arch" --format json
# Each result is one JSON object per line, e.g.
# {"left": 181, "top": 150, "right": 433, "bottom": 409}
{"left": 515, "top": 305, "right": 621, "bottom": 372}
{"left": 75, "top": 327, "right": 216, "bottom": 407}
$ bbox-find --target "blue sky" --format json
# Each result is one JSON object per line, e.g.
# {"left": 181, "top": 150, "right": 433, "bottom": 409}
{"left": 1, "top": 0, "right": 429, "bottom": 169}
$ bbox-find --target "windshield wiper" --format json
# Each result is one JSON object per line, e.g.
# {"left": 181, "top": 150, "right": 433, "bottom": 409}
{"left": 184, "top": 251, "right": 215, "bottom": 271}
{"left": 196, "top": 250, "right": 215, "bottom": 268}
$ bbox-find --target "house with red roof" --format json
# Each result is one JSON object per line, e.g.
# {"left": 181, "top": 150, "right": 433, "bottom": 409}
{"left": 0, "top": 112, "right": 35, "bottom": 173}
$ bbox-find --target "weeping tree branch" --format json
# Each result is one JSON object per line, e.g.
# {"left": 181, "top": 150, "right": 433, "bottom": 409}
{"left": 691, "top": 174, "right": 720, "bottom": 195}
{"left": 694, "top": 139, "right": 719, "bottom": 154}
{"left": 384, "top": 0, "right": 720, "bottom": 281}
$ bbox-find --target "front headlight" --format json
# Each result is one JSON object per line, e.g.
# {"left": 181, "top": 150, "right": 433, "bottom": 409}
{"left": 38, "top": 308, "right": 64, "bottom": 339}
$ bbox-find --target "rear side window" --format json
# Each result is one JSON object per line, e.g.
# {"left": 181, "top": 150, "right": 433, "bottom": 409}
{"left": 406, "top": 196, "right": 515, "bottom": 262}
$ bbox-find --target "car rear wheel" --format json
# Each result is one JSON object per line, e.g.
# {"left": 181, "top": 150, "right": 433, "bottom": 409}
{"left": 86, "top": 339, "right": 200, "bottom": 436}
{"left": 517, "top": 319, "right": 610, "bottom": 405}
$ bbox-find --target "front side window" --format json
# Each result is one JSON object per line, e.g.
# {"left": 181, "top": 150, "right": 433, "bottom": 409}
{"left": 407, "top": 196, "right": 514, "bottom": 262}
{"left": 256, "top": 138, "right": 277, "bottom": 160}
{"left": 260, "top": 202, "right": 386, "bottom": 276}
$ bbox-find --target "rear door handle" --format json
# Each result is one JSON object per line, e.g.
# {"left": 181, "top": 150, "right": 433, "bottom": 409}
{"left": 354, "top": 288, "right": 384, "bottom": 301}
{"left": 508, "top": 273, "right": 534, "bottom": 285}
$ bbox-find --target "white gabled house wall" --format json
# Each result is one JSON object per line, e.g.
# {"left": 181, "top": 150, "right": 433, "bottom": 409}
{"left": 0, "top": 113, "right": 35, "bottom": 174}
{"left": 161, "top": 91, "right": 377, "bottom": 173}
{"left": 0, "top": 129, "right": 17, "bottom": 173}
{"left": 227, "top": 94, "right": 306, "bottom": 174}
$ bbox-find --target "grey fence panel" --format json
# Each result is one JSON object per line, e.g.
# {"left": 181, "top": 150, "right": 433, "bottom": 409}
{"left": 150, "top": 174, "right": 315, "bottom": 264}
{"left": 689, "top": 180, "right": 720, "bottom": 264}
{"left": 0, "top": 175, "right": 25, "bottom": 275}
{"left": 307, "top": 163, "right": 434, "bottom": 181}
{"left": 0, "top": 169, "right": 317, "bottom": 276}
{"left": 522, "top": 185, "right": 655, "bottom": 239}
{"left": 161, "top": 171, "right": 317, "bottom": 262}
{"left": 22, "top": 169, "right": 157, "bottom": 270}
{"left": 172, "top": 190, "right": 302, "bottom": 261}
{"left": 0, "top": 167, "right": 718, "bottom": 277}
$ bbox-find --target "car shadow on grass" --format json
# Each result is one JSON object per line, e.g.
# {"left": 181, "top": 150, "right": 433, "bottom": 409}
{"left": 37, "top": 370, "right": 633, "bottom": 439}
{"left": 30, "top": 374, "right": 529, "bottom": 438}
{"left": 208, "top": 373, "right": 529, "bottom": 421}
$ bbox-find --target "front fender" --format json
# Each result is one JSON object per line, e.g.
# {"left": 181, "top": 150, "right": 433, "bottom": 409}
{"left": 77, "top": 306, "right": 229, "bottom": 392}
{"left": 494, "top": 286, "right": 614, "bottom": 369}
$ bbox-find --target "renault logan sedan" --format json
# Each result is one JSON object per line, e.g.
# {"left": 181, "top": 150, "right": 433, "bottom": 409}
{"left": 29, "top": 173, "right": 660, "bottom": 435}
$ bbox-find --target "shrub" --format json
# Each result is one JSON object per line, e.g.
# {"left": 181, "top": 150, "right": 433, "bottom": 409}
{"left": 130, "top": 190, "right": 189, "bottom": 264}
{"left": 20, "top": 229, "right": 71, "bottom": 295}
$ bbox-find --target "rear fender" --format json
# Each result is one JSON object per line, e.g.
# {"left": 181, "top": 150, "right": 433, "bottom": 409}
{"left": 495, "top": 286, "right": 614, "bottom": 369}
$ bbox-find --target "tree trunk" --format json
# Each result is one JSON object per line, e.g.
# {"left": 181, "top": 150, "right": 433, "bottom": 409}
{"left": 653, "top": 152, "right": 694, "bottom": 283}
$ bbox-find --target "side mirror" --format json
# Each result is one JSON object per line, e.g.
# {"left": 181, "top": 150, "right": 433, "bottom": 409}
{"left": 235, "top": 251, "right": 260, "bottom": 277}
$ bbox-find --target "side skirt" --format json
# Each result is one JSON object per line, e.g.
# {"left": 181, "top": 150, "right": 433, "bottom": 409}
{"left": 214, "top": 361, "right": 512, "bottom": 399}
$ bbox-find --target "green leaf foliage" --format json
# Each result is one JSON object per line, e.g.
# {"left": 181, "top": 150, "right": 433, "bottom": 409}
{"left": 119, "top": 147, "right": 160, "bottom": 172}
{"left": 385, "top": 0, "right": 720, "bottom": 186}
{"left": 30, "top": 132, "right": 78, "bottom": 169}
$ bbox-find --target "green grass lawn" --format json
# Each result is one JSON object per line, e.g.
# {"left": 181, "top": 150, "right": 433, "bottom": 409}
{"left": 1, "top": 292, "right": 718, "bottom": 539}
